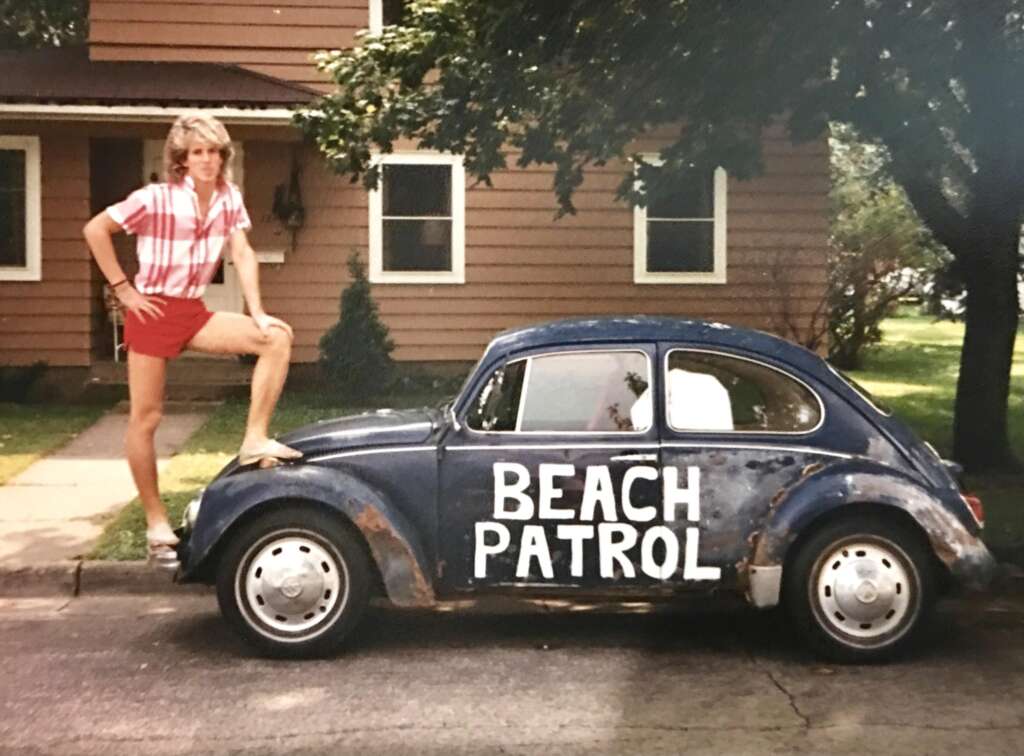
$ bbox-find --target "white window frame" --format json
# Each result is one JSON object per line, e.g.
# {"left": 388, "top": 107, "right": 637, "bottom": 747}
{"left": 368, "top": 152, "right": 465, "bottom": 284}
{"left": 0, "top": 135, "right": 42, "bottom": 282}
{"left": 633, "top": 157, "right": 727, "bottom": 285}
{"left": 369, "top": 0, "right": 404, "bottom": 35}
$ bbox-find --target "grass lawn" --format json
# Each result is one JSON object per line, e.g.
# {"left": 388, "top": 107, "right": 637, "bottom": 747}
{"left": 848, "top": 310, "right": 1024, "bottom": 563}
{"left": 0, "top": 403, "right": 113, "bottom": 485}
{"left": 93, "top": 314, "right": 1024, "bottom": 566}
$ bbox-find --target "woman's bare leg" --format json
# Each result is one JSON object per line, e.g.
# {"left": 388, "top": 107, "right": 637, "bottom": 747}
{"left": 186, "top": 312, "right": 293, "bottom": 447}
{"left": 126, "top": 351, "right": 172, "bottom": 533}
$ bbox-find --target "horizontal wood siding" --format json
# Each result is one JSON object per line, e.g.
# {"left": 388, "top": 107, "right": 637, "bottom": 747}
{"left": 254, "top": 130, "right": 828, "bottom": 364}
{"left": 0, "top": 127, "right": 94, "bottom": 367}
{"left": 88, "top": 0, "right": 367, "bottom": 90}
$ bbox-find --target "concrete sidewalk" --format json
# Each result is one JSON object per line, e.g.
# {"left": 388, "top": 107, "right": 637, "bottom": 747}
{"left": 0, "top": 402, "right": 212, "bottom": 569}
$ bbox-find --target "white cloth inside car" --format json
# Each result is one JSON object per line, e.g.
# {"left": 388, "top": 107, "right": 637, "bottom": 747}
{"left": 667, "top": 368, "right": 734, "bottom": 430}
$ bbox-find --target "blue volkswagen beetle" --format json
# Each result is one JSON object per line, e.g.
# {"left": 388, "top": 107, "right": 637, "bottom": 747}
{"left": 176, "top": 317, "right": 995, "bottom": 661}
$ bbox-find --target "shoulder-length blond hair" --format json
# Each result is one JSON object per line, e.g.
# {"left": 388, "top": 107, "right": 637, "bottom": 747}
{"left": 163, "top": 113, "right": 235, "bottom": 183}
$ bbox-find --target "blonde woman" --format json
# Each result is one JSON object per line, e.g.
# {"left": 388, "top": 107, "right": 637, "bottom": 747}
{"left": 83, "top": 113, "right": 301, "bottom": 569}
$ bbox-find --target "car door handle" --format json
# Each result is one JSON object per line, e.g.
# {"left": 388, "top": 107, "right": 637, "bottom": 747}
{"left": 610, "top": 453, "right": 658, "bottom": 463}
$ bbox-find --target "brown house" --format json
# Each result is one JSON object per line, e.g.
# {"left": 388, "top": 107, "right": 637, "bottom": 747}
{"left": 0, "top": 1, "right": 828, "bottom": 383}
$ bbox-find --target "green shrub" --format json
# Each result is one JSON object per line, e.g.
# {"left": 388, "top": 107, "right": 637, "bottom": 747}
{"left": 0, "top": 361, "right": 47, "bottom": 402}
{"left": 318, "top": 253, "right": 396, "bottom": 401}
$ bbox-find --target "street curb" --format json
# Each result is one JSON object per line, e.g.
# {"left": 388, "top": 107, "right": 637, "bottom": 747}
{"left": 0, "top": 560, "right": 1021, "bottom": 600}
{"left": 0, "top": 560, "right": 212, "bottom": 598}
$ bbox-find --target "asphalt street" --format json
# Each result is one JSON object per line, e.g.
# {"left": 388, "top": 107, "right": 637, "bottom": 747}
{"left": 1, "top": 591, "right": 1022, "bottom": 755}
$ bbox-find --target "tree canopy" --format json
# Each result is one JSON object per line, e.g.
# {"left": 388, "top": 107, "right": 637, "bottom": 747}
{"left": 0, "top": 0, "right": 87, "bottom": 49}
{"left": 298, "top": 0, "right": 1024, "bottom": 471}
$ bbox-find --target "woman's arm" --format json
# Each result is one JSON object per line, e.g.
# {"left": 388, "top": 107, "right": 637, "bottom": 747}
{"left": 83, "top": 212, "right": 130, "bottom": 286}
{"left": 83, "top": 212, "right": 165, "bottom": 321}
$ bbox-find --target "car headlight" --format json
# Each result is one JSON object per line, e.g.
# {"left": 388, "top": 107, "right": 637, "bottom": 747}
{"left": 182, "top": 492, "right": 204, "bottom": 529}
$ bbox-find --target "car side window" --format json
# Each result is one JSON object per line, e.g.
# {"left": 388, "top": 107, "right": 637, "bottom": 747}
{"left": 519, "top": 351, "right": 650, "bottom": 432}
{"left": 467, "top": 350, "right": 651, "bottom": 433}
{"left": 666, "top": 350, "right": 821, "bottom": 433}
{"left": 466, "top": 359, "right": 528, "bottom": 431}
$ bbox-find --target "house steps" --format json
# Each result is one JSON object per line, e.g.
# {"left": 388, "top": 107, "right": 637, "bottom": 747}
{"left": 87, "top": 358, "right": 252, "bottom": 401}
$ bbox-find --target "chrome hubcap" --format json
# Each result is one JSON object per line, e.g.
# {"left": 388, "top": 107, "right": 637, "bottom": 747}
{"left": 241, "top": 534, "right": 346, "bottom": 637}
{"left": 815, "top": 540, "right": 913, "bottom": 640}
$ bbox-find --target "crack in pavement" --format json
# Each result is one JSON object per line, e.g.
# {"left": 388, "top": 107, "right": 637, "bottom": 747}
{"left": 763, "top": 666, "right": 811, "bottom": 729}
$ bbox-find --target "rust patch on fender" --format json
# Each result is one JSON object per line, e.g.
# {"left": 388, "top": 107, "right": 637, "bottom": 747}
{"left": 353, "top": 504, "right": 435, "bottom": 607}
{"left": 800, "top": 462, "right": 825, "bottom": 479}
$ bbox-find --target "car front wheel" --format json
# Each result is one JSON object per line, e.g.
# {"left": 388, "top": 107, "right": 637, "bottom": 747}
{"left": 784, "top": 515, "right": 935, "bottom": 663}
{"left": 216, "top": 507, "right": 371, "bottom": 658}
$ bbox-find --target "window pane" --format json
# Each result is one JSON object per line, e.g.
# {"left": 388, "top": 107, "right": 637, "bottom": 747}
{"left": 383, "top": 218, "right": 452, "bottom": 271}
{"left": 520, "top": 351, "right": 651, "bottom": 432}
{"left": 666, "top": 351, "right": 821, "bottom": 433}
{"left": 466, "top": 360, "right": 527, "bottom": 431}
{"left": 383, "top": 164, "right": 451, "bottom": 217}
{"left": 0, "top": 149, "right": 26, "bottom": 267}
{"left": 647, "top": 221, "right": 713, "bottom": 273}
{"left": 648, "top": 175, "right": 713, "bottom": 219}
{"left": 382, "top": 0, "right": 406, "bottom": 25}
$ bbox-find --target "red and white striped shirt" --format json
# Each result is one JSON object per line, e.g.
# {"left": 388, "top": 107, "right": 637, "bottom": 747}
{"left": 106, "top": 176, "right": 252, "bottom": 299}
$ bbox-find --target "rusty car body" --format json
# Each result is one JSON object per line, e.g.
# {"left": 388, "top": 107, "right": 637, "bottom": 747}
{"left": 176, "top": 316, "right": 995, "bottom": 661}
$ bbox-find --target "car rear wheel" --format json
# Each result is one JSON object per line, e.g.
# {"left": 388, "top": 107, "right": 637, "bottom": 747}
{"left": 216, "top": 506, "right": 371, "bottom": 658}
{"left": 784, "top": 515, "right": 935, "bottom": 663}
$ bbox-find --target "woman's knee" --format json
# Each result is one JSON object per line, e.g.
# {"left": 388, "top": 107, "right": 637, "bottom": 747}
{"left": 260, "top": 327, "right": 292, "bottom": 359}
{"left": 128, "top": 405, "right": 163, "bottom": 435}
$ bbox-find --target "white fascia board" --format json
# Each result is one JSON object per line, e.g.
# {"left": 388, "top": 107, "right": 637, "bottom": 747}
{"left": 0, "top": 104, "right": 297, "bottom": 126}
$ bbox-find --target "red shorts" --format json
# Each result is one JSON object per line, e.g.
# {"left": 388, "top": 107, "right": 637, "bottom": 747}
{"left": 124, "top": 296, "right": 214, "bottom": 358}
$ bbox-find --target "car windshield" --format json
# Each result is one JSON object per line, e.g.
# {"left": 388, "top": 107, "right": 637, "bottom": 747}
{"left": 826, "top": 364, "right": 892, "bottom": 416}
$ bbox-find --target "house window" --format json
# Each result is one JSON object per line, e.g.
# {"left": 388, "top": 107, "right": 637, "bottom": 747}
{"left": 633, "top": 159, "right": 727, "bottom": 284}
{"left": 368, "top": 153, "right": 465, "bottom": 284}
{"left": 369, "top": 0, "right": 406, "bottom": 35}
{"left": 0, "top": 135, "right": 41, "bottom": 282}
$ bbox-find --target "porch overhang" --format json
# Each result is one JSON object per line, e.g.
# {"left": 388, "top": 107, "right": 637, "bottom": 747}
{"left": 0, "top": 103, "right": 296, "bottom": 126}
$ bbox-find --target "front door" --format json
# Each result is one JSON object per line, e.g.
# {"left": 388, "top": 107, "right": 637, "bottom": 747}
{"left": 142, "top": 139, "right": 243, "bottom": 313}
{"left": 438, "top": 345, "right": 668, "bottom": 595}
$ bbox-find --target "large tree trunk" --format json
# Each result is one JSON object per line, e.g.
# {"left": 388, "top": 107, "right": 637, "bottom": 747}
{"left": 952, "top": 228, "right": 1020, "bottom": 472}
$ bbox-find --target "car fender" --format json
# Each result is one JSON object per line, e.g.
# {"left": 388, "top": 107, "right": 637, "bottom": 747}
{"left": 183, "top": 464, "right": 435, "bottom": 607}
{"left": 746, "top": 459, "right": 995, "bottom": 607}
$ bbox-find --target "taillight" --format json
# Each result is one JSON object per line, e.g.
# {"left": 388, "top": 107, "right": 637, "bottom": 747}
{"left": 960, "top": 493, "right": 984, "bottom": 528}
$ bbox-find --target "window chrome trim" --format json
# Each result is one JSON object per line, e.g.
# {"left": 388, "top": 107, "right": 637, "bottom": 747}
{"left": 826, "top": 364, "right": 893, "bottom": 417}
{"left": 464, "top": 347, "right": 655, "bottom": 437}
{"left": 447, "top": 443, "right": 660, "bottom": 452}
{"left": 660, "top": 442, "right": 851, "bottom": 459}
{"left": 308, "top": 446, "right": 437, "bottom": 463}
{"left": 663, "top": 347, "right": 826, "bottom": 436}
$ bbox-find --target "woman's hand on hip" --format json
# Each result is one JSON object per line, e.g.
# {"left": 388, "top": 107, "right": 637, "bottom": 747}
{"left": 251, "top": 311, "right": 294, "bottom": 341}
{"left": 116, "top": 286, "right": 165, "bottom": 322}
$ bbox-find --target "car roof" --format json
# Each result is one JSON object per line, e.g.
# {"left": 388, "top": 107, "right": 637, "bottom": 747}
{"left": 485, "top": 316, "right": 829, "bottom": 378}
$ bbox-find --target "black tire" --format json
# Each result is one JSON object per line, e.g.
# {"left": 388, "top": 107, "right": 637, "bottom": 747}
{"left": 216, "top": 506, "right": 371, "bottom": 658}
{"left": 783, "top": 514, "right": 935, "bottom": 663}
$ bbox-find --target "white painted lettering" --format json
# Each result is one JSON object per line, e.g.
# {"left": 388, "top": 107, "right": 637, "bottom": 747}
{"left": 640, "top": 526, "right": 679, "bottom": 579}
{"left": 663, "top": 466, "right": 701, "bottom": 522}
{"left": 516, "top": 525, "right": 554, "bottom": 579}
{"left": 580, "top": 465, "right": 618, "bottom": 522}
{"left": 474, "top": 522, "right": 510, "bottom": 578}
{"left": 683, "top": 526, "right": 721, "bottom": 580}
{"left": 598, "top": 523, "right": 638, "bottom": 578}
{"left": 556, "top": 524, "right": 595, "bottom": 577}
{"left": 538, "top": 463, "right": 576, "bottom": 520}
{"left": 493, "top": 462, "right": 534, "bottom": 520}
{"left": 621, "top": 466, "right": 659, "bottom": 522}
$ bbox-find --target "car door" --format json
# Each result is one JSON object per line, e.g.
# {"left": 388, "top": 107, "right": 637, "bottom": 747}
{"left": 437, "top": 344, "right": 664, "bottom": 595}
{"left": 657, "top": 344, "right": 835, "bottom": 587}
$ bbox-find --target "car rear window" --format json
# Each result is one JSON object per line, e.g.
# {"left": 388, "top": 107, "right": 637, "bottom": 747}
{"left": 666, "top": 350, "right": 822, "bottom": 433}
